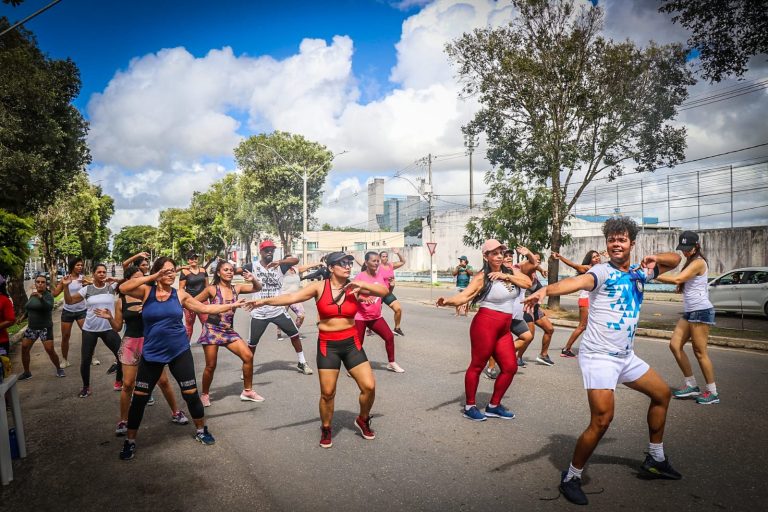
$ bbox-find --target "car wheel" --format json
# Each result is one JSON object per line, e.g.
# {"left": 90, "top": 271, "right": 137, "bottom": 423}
{"left": 764, "top": 302, "right": 768, "bottom": 318}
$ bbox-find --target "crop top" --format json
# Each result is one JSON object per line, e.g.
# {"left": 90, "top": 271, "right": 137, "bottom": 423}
{"left": 316, "top": 279, "right": 358, "bottom": 320}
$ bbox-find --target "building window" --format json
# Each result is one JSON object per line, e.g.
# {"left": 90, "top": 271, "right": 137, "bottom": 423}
{"left": 353, "top": 242, "right": 367, "bottom": 251}
{"left": 307, "top": 242, "right": 318, "bottom": 250}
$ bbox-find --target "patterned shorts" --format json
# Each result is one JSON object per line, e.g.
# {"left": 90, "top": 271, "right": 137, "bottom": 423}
{"left": 119, "top": 337, "right": 144, "bottom": 366}
{"left": 24, "top": 326, "right": 54, "bottom": 342}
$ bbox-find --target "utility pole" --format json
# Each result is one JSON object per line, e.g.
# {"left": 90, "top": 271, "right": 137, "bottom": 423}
{"left": 730, "top": 165, "right": 734, "bottom": 228}
{"left": 428, "top": 153, "right": 436, "bottom": 286}
{"left": 697, "top": 171, "right": 701, "bottom": 231}
{"left": 468, "top": 145, "right": 474, "bottom": 209}
{"left": 667, "top": 175, "right": 671, "bottom": 230}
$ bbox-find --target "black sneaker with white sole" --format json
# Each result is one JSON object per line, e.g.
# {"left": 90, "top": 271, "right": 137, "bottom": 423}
{"left": 119, "top": 440, "right": 136, "bottom": 460}
{"left": 559, "top": 470, "right": 588, "bottom": 505}
{"left": 393, "top": 327, "right": 405, "bottom": 336}
{"left": 639, "top": 454, "right": 682, "bottom": 480}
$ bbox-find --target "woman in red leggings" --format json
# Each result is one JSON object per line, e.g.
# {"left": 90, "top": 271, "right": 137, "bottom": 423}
{"left": 437, "top": 239, "right": 532, "bottom": 421}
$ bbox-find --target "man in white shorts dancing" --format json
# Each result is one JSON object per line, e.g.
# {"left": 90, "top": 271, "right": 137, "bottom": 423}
{"left": 524, "top": 216, "right": 682, "bottom": 506}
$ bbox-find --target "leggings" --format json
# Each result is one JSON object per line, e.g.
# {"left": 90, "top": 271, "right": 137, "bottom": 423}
{"left": 183, "top": 307, "right": 208, "bottom": 339}
{"left": 355, "top": 318, "right": 395, "bottom": 363}
{"left": 80, "top": 330, "right": 123, "bottom": 387}
{"left": 465, "top": 307, "right": 518, "bottom": 406}
{"left": 127, "top": 349, "right": 203, "bottom": 430}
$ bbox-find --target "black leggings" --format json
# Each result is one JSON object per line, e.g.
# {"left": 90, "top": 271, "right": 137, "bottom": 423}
{"left": 80, "top": 330, "right": 123, "bottom": 387}
{"left": 127, "top": 349, "right": 204, "bottom": 430}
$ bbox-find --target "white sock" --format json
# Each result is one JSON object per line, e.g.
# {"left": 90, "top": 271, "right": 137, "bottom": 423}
{"left": 705, "top": 382, "right": 717, "bottom": 395}
{"left": 296, "top": 351, "right": 306, "bottom": 364}
{"left": 488, "top": 403, "right": 498, "bottom": 408}
{"left": 126, "top": 438, "right": 136, "bottom": 445}
{"left": 648, "top": 442, "right": 665, "bottom": 462}
{"left": 684, "top": 376, "right": 697, "bottom": 388}
{"left": 465, "top": 404, "right": 475, "bottom": 411}
{"left": 564, "top": 464, "right": 583, "bottom": 481}
{"left": 196, "top": 428, "right": 204, "bottom": 434}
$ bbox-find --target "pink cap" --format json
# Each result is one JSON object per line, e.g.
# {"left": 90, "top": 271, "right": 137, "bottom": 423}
{"left": 481, "top": 239, "right": 507, "bottom": 254}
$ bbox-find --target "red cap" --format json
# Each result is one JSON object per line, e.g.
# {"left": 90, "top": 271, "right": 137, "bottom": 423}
{"left": 259, "top": 240, "right": 277, "bottom": 251}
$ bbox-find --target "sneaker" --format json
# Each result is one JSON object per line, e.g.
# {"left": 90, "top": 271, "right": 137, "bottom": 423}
{"left": 299, "top": 334, "right": 306, "bottom": 340}
{"left": 60, "top": 358, "right": 71, "bottom": 369}
{"left": 536, "top": 354, "right": 555, "bottom": 366}
{"left": 56, "top": 369, "right": 66, "bottom": 378}
{"left": 18, "top": 372, "right": 32, "bottom": 381}
{"left": 147, "top": 394, "right": 156, "bottom": 406}
{"left": 119, "top": 440, "right": 136, "bottom": 461}
{"left": 560, "top": 348, "right": 576, "bottom": 358}
{"left": 386, "top": 362, "right": 405, "bottom": 373}
{"left": 200, "top": 393, "right": 211, "bottom": 407}
{"left": 462, "top": 405, "right": 487, "bottom": 422}
{"left": 517, "top": 357, "right": 527, "bottom": 368}
{"left": 91, "top": 358, "right": 101, "bottom": 366}
{"left": 485, "top": 403, "right": 515, "bottom": 419}
{"left": 115, "top": 420, "right": 128, "bottom": 436}
{"left": 171, "top": 410, "right": 189, "bottom": 424}
{"left": 559, "top": 470, "right": 588, "bottom": 506}
{"left": 240, "top": 389, "right": 265, "bottom": 402}
{"left": 366, "top": 328, "right": 373, "bottom": 337}
{"left": 640, "top": 454, "right": 683, "bottom": 480}
{"left": 297, "top": 362, "right": 314, "bottom": 375}
{"left": 78, "top": 386, "right": 91, "bottom": 398}
{"left": 277, "top": 333, "right": 285, "bottom": 340}
{"left": 673, "top": 385, "right": 701, "bottom": 399}
{"left": 483, "top": 367, "right": 497, "bottom": 380}
{"left": 320, "top": 426, "right": 333, "bottom": 448}
{"left": 107, "top": 362, "right": 119, "bottom": 375}
{"left": 354, "top": 415, "right": 376, "bottom": 440}
{"left": 113, "top": 381, "right": 123, "bottom": 392}
{"left": 194, "top": 427, "right": 215, "bottom": 445}
{"left": 695, "top": 391, "right": 720, "bottom": 405}
{"left": 393, "top": 327, "right": 405, "bottom": 337}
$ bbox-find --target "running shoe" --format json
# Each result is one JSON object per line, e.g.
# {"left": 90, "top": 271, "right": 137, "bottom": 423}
{"left": 147, "top": 394, "right": 156, "bottom": 406}
{"left": 484, "top": 404, "right": 515, "bottom": 420}
{"left": 56, "top": 369, "right": 66, "bottom": 378}
{"left": 517, "top": 357, "right": 527, "bottom": 368}
{"left": 277, "top": 332, "right": 285, "bottom": 340}
{"left": 673, "top": 385, "right": 701, "bottom": 399}
{"left": 386, "top": 362, "right": 405, "bottom": 373}
{"left": 78, "top": 386, "right": 91, "bottom": 398}
{"left": 200, "top": 393, "right": 211, "bottom": 407}
{"left": 483, "top": 367, "right": 497, "bottom": 380}
{"left": 115, "top": 420, "right": 128, "bottom": 436}
{"left": 536, "top": 354, "right": 555, "bottom": 366}
{"left": 320, "top": 426, "right": 333, "bottom": 448}
{"left": 462, "top": 406, "right": 487, "bottom": 422}
{"left": 113, "top": 381, "right": 123, "bottom": 392}
{"left": 60, "top": 358, "right": 71, "bottom": 369}
{"left": 91, "top": 358, "right": 101, "bottom": 366}
{"left": 18, "top": 372, "right": 32, "bottom": 381}
{"left": 107, "top": 362, "right": 118, "bottom": 375}
{"left": 119, "top": 440, "right": 136, "bottom": 461}
{"left": 393, "top": 327, "right": 405, "bottom": 336}
{"left": 354, "top": 416, "right": 376, "bottom": 440}
{"left": 299, "top": 334, "right": 306, "bottom": 340}
{"left": 297, "top": 362, "right": 314, "bottom": 375}
{"left": 639, "top": 454, "right": 682, "bottom": 480}
{"left": 194, "top": 427, "right": 215, "bottom": 445}
{"left": 560, "top": 348, "right": 577, "bottom": 358}
{"left": 171, "top": 410, "right": 189, "bottom": 425}
{"left": 366, "top": 328, "right": 373, "bottom": 336}
{"left": 240, "top": 389, "right": 265, "bottom": 402}
{"left": 695, "top": 391, "right": 720, "bottom": 405}
{"left": 559, "top": 470, "right": 588, "bottom": 506}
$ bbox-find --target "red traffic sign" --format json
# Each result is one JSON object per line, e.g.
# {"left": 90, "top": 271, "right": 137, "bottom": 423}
{"left": 426, "top": 242, "right": 437, "bottom": 255}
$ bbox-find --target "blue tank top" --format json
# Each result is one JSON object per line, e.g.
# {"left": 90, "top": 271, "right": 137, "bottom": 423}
{"left": 142, "top": 286, "right": 189, "bottom": 363}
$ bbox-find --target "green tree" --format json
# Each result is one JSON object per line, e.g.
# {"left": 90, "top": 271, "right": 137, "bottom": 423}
{"left": 156, "top": 208, "right": 196, "bottom": 259}
{"left": 189, "top": 178, "right": 237, "bottom": 261}
{"left": 446, "top": 0, "right": 693, "bottom": 306}
{"left": 235, "top": 131, "right": 334, "bottom": 252}
{"left": 660, "top": 0, "right": 768, "bottom": 82}
{"left": 113, "top": 225, "right": 158, "bottom": 263}
{"left": 0, "top": 209, "right": 33, "bottom": 315}
{"left": 403, "top": 217, "right": 424, "bottom": 238}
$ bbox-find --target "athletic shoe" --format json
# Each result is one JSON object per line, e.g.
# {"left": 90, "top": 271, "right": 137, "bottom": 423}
{"left": 107, "top": 362, "right": 118, "bottom": 375}
{"left": 560, "top": 348, "right": 577, "bottom": 358}
{"left": 462, "top": 406, "right": 487, "bottom": 422}
{"left": 559, "top": 470, "right": 588, "bottom": 506}
{"left": 113, "top": 381, "right": 123, "bottom": 392}
{"left": 115, "top": 420, "right": 128, "bottom": 436}
{"left": 194, "top": 427, "right": 215, "bottom": 445}
{"left": 517, "top": 357, "right": 527, "bottom": 368}
{"left": 393, "top": 327, "right": 405, "bottom": 336}
{"left": 171, "top": 410, "right": 189, "bottom": 425}
{"left": 354, "top": 415, "right": 376, "bottom": 440}
{"left": 59, "top": 358, "right": 71, "bottom": 369}
{"left": 695, "top": 391, "right": 720, "bottom": 405}
{"left": 536, "top": 354, "right": 555, "bottom": 366}
{"left": 320, "top": 426, "right": 333, "bottom": 448}
{"left": 673, "top": 385, "right": 701, "bottom": 399}
{"left": 297, "top": 362, "right": 314, "bottom": 375}
{"left": 200, "top": 393, "right": 211, "bottom": 407}
{"left": 78, "top": 386, "right": 91, "bottom": 398}
{"left": 299, "top": 334, "right": 306, "bottom": 340}
{"left": 56, "top": 369, "right": 66, "bottom": 378}
{"left": 240, "top": 389, "right": 265, "bottom": 402}
{"left": 147, "top": 394, "right": 156, "bottom": 406}
{"left": 277, "top": 333, "right": 285, "bottom": 340}
{"left": 483, "top": 367, "right": 497, "bottom": 380}
{"left": 91, "top": 358, "right": 101, "bottom": 366}
{"left": 640, "top": 454, "right": 682, "bottom": 480}
{"left": 386, "top": 362, "right": 405, "bottom": 373}
{"left": 485, "top": 404, "right": 515, "bottom": 419}
{"left": 18, "top": 372, "right": 32, "bottom": 381}
{"left": 366, "top": 328, "right": 373, "bottom": 337}
{"left": 119, "top": 440, "right": 136, "bottom": 461}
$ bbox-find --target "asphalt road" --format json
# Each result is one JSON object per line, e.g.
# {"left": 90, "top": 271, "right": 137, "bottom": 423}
{"left": 3, "top": 288, "right": 767, "bottom": 511}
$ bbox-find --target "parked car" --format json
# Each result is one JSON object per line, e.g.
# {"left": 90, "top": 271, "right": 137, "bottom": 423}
{"left": 708, "top": 267, "right": 768, "bottom": 317}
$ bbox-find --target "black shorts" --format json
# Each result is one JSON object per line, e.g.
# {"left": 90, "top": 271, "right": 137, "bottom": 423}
{"left": 511, "top": 319, "right": 530, "bottom": 337}
{"left": 523, "top": 304, "right": 545, "bottom": 323}
{"left": 61, "top": 309, "right": 87, "bottom": 323}
{"left": 317, "top": 336, "right": 368, "bottom": 371}
{"left": 249, "top": 313, "right": 299, "bottom": 347}
{"left": 383, "top": 293, "right": 398, "bottom": 306}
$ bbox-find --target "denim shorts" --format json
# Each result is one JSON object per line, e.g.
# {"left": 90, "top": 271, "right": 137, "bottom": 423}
{"left": 683, "top": 307, "right": 716, "bottom": 326}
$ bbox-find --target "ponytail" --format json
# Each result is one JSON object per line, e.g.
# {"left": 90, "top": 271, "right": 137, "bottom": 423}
{"left": 676, "top": 243, "right": 707, "bottom": 293}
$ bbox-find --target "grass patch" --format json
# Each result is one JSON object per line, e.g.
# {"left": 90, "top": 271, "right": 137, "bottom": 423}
{"left": 8, "top": 321, "right": 27, "bottom": 336}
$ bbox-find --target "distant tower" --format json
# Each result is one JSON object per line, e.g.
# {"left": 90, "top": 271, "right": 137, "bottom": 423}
{"left": 368, "top": 178, "right": 385, "bottom": 231}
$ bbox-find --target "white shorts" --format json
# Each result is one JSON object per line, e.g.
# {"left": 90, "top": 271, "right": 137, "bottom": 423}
{"left": 578, "top": 351, "right": 650, "bottom": 390}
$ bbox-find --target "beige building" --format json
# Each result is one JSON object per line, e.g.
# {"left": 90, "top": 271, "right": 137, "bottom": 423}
{"left": 249, "top": 231, "right": 404, "bottom": 263}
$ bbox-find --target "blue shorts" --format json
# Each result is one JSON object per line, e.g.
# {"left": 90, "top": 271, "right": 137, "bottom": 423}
{"left": 683, "top": 307, "right": 716, "bottom": 326}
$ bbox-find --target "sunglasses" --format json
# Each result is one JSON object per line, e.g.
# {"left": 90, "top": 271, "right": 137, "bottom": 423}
{"left": 333, "top": 260, "right": 354, "bottom": 268}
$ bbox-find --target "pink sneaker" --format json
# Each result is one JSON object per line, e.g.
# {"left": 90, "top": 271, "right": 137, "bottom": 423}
{"left": 240, "top": 389, "right": 265, "bottom": 402}
{"left": 113, "top": 381, "right": 123, "bottom": 391}
{"left": 200, "top": 393, "right": 211, "bottom": 407}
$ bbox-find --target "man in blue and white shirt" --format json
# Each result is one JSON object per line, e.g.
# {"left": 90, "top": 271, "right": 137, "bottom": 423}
{"left": 524, "top": 217, "right": 682, "bottom": 506}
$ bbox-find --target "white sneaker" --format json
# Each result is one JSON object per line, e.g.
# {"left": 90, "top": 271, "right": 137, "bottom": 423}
{"left": 60, "top": 358, "right": 71, "bottom": 369}
{"left": 91, "top": 358, "right": 101, "bottom": 366}
{"left": 386, "top": 362, "right": 405, "bottom": 373}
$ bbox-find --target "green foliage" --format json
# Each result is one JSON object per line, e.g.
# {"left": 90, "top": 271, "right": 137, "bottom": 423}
{"left": 320, "top": 223, "right": 367, "bottom": 232}
{"left": 156, "top": 208, "right": 196, "bottom": 258}
{"left": 113, "top": 225, "right": 158, "bottom": 263}
{"left": 0, "top": 209, "right": 34, "bottom": 277}
{"left": 403, "top": 217, "right": 424, "bottom": 237}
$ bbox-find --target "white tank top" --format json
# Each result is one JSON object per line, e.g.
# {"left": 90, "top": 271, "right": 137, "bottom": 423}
{"left": 63, "top": 276, "right": 87, "bottom": 312}
{"left": 477, "top": 280, "right": 520, "bottom": 315}
{"left": 682, "top": 261, "right": 713, "bottom": 312}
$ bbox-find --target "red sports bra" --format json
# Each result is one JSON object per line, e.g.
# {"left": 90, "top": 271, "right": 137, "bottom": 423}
{"left": 316, "top": 280, "right": 358, "bottom": 320}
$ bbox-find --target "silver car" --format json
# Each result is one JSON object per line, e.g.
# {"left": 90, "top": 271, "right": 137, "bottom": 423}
{"left": 708, "top": 267, "right": 768, "bottom": 317}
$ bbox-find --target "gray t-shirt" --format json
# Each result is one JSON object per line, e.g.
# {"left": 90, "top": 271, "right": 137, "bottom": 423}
{"left": 77, "top": 283, "right": 117, "bottom": 332}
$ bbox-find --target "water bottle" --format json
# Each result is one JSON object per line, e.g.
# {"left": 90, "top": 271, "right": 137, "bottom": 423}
{"left": 9, "top": 428, "right": 20, "bottom": 459}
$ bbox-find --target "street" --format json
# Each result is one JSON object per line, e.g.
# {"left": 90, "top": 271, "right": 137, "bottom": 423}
{"left": 2, "top": 286, "right": 767, "bottom": 511}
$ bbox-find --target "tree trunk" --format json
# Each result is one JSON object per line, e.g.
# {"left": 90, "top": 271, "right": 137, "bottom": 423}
{"left": 7, "top": 275, "right": 28, "bottom": 318}
{"left": 547, "top": 219, "right": 563, "bottom": 309}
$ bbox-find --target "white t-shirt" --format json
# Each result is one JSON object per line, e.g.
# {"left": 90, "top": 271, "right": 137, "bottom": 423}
{"left": 477, "top": 280, "right": 520, "bottom": 315}
{"left": 63, "top": 276, "right": 87, "bottom": 312}
{"left": 77, "top": 283, "right": 117, "bottom": 332}
{"left": 245, "top": 260, "right": 290, "bottom": 320}
{"left": 582, "top": 262, "right": 652, "bottom": 357}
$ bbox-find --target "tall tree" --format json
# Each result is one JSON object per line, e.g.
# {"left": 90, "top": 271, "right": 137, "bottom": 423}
{"left": 660, "top": 0, "right": 768, "bottom": 82}
{"left": 0, "top": 209, "right": 33, "bottom": 315}
{"left": 112, "top": 225, "right": 158, "bottom": 263}
{"left": 446, "top": 0, "right": 693, "bottom": 306}
{"left": 188, "top": 178, "right": 237, "bottom": 260}
{"left": 156, "top": 208, "right": 196, "bottom": 259}
{"left": 234, "top": 131, "right": 333, "bottom": 252}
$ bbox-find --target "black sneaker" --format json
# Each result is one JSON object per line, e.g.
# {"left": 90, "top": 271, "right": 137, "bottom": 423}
{"left": 559, "top": 470, "right": 588, "bottom": 505}
{"left": 107, "top": 362, "right": 119, "bottom": 375}
{"left": 393, "top": 327, "right": 405, "bottom": 336}
{"left": 640, "top": 454, "right": 682, "bottom": 480}
{"left": 18, "top": 372, "right": 33, "bottom": 381}
{"left": 119, "top": 440, "right": 136, "bottom": 461}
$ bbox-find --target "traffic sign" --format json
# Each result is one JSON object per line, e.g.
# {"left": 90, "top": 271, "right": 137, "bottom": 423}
{"left": 426, "top": 242, "right": 437, "bottom": 255}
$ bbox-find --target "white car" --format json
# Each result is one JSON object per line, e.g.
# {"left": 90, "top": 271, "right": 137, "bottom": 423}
{"left": 708, "top": 267, "right": 768, "bottom": 317}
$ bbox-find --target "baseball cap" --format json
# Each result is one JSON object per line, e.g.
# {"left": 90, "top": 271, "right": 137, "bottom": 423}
{"left": 676, "top": 231, "right": 699, "bottom": 251}
{"left": 480, "top": 239, "right": 507, "bottom": 254}
{"left": 186, "top": 251, "right": 198, "bottom": 259}
{"left": 325, "top": 251, "right": 354, "bottom": 266}
{"left": 259, "top": 240, "right": 277, "bottom": 251}
{"left": 458, "top": 255, "right": 468, "bottom": 261}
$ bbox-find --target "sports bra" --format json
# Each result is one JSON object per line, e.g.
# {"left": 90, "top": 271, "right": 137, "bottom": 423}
{"left": 316, "top": 279, "right": 358, "bottom": 320}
